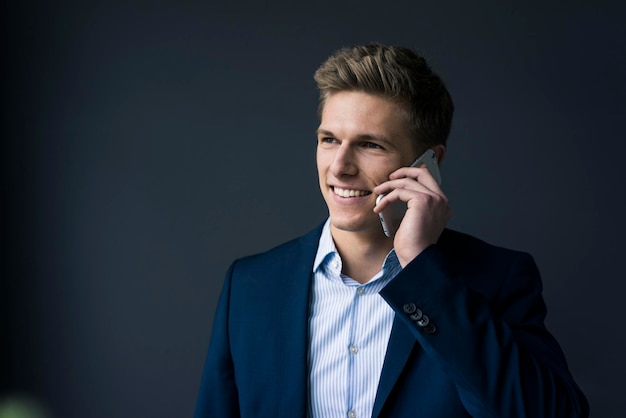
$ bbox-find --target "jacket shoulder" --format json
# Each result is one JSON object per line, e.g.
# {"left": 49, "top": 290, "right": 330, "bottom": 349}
{"left": 231, "top": 224, "right": 323, "bottom": 273}
{"left": 439, "top": 228, "right": 533, "bottom": 263}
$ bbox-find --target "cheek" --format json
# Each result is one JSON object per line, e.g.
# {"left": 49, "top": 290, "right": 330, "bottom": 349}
{"left": 316, "top": 150, "right": 332, "bottom": 174}
{"left": 370, "top": 171, "right": 391, "bottom": 186}
{"left": 315, "top": 157, "right": 328, "bottom": 185}
{"left": 369, "top": 162, "right": 402, "bottom": 184}
{"left": 315, "top": 159, "right": 324, "bottom": 178}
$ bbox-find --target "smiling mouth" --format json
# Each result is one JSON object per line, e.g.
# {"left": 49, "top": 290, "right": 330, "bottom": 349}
{"left": 332, "top": 186, "right": 372, "bottom": 198}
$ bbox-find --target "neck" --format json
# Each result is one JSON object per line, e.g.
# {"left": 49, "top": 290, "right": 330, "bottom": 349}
{"left": 330, "top": 225, "right": 394, "bottom": 284}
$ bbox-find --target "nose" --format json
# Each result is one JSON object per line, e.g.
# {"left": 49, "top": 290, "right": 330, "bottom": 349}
{"left": 330, "top": 143, "right": 358, "bottom": 177}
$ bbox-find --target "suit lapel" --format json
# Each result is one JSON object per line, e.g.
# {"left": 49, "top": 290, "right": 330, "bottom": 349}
{"left": 276, "top": 225, "right": 323, "bottom": 416}
{"left": 371, "top": 316, "right": 418, "bottom": 417}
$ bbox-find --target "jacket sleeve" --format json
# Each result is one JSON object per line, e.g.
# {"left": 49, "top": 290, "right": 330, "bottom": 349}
{"left": 379, "top": 244, "right": 589, "bottom": 418}
{"left": 194, "top": 262, "right": 241, "bottom": 418}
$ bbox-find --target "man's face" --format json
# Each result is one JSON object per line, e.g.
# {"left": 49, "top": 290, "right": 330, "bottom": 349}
{"left": 316, "top": 91, "right": 418, "bottom": 237}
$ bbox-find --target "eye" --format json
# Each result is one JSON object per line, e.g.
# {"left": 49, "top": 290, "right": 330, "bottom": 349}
{"left": 319, "top": 137, "right": 338, "bottom": 144}
{"left": 362, "top": 142, "right": 383, "bottom": 150}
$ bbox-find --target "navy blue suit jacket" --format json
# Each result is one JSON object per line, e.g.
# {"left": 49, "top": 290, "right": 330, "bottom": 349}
{"left": 195, "top": 225, "right": 589, "bottom": 417}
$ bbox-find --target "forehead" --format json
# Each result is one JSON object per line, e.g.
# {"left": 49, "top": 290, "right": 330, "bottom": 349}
{"left": 320, "top": 91, "right": 409, "bottom": 131}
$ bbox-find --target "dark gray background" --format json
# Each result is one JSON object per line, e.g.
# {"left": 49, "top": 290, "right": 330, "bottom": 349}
{"left": 3, "top": 0, "right": 625, "bottom": 417}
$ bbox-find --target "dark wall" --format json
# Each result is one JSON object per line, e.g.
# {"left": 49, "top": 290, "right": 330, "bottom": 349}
{"left": 3, "top": 0, "right": 625, "bottom": 416}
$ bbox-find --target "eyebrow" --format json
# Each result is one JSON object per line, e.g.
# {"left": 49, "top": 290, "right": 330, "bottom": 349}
{"left": 315, "top": 129, "right": 396, "bottom": 148}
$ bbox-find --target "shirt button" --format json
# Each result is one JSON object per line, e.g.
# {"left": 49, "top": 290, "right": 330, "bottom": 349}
{"left": 348, "top": 411, "right": 357, "bottom": 418}
{"left": 357, "top": 287, "right": 365, "bottom": 296}
{"left": 349, "top": 345, "right": 358, "bottom": 354}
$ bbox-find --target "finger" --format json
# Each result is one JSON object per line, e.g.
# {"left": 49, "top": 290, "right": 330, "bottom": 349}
{"left": 388, "top": 165, "right": 428, "bottom": 179}
{"left": 373, "top": 187, "right": 414, "bottom": 213}
{"left": 389, "top": 166, "right": 442, "bottom": 194}
{"left": 373, "top": 184, "right": 448, "bottom": 213}
{"left": 373, "top": 176, "right": 443, "bottom": 197}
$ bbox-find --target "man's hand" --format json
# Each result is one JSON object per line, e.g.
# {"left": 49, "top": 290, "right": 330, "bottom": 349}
{"left": 373, "top": 165, "right": 451, "bottom": 267}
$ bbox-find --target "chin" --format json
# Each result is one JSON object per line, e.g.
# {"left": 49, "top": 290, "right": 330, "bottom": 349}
{"left": 329, "top": 215, "right": 380, "bottom": 234}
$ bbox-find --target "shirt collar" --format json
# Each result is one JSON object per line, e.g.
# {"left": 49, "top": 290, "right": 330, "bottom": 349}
{"left": 313, "top": 218, "right": 338, "bottom": 273}
{"left": 313, "top": 218, "right": 401, "bottom": 282}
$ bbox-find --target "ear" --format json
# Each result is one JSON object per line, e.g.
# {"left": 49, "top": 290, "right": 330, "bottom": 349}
{"left": 432, "top": 144, "right": 446, "bottom": 165}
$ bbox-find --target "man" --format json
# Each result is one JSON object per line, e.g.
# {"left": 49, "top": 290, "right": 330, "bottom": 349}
{"left": 194, "top": 43, "right": 589, "bottom": 417}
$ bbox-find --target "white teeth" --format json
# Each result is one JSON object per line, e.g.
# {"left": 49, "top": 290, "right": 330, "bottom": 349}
{"left": 333, "top": 187, "right": 371, "bottom": 198}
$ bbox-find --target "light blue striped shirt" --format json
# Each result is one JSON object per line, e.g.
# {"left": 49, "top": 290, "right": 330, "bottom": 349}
{"left": 308, "top": 219, "right": 402, "bottom": 418}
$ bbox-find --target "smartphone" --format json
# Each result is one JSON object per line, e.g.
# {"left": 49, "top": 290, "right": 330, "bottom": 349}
{"left": 376, "top": 149, "right": 442, "bottom": 237}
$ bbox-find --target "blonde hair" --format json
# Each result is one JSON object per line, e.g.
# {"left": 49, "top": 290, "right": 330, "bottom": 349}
{"left": 314, "top": 43, "right": 454, "bottom": 148}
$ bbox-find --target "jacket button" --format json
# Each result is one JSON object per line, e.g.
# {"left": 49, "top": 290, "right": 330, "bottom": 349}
{"left": 423, "top": 323, "right": 437, "bottom": 334}
{"left": 416, "top": 315, "right": 430, "bottom": 327}
{"left": 403, "top": 303, "right": 417, "bottom": 314}
{"left": 409, "top": 309, "right": 423, "bottom": 321}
